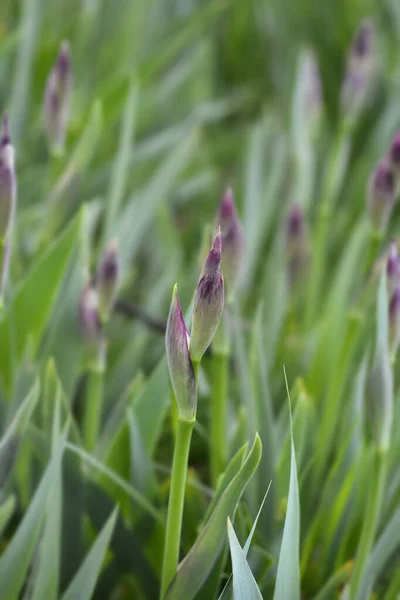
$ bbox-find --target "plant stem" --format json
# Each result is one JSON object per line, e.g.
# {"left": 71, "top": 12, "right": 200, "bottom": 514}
{"left": 160, "top": 417, "right": 195, "bottom": 599}
{"left": 82, "top": 368, "right": 104, "bottom": 452}
{"left": 210, "top": 352, "right": 228, "bottom": 487}
{"left": 349, "top": 447, "right": 388, "bottom": 599}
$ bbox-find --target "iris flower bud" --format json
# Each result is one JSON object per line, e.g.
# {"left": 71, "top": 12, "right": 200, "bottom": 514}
{"left": 340, "top": 19, "right": 377, "bottom": 122}
{"left": 166, "top": 285, "right": 196, "bottom": 421}
{"left": 79, "top": 284, "right": 105, "bottom": 369}
{"left": 216, "top": 188, "right": 245, "bottom": 299}
{"left": 190, "top": 228, "right": 224, "bottom": 362}
{"left": 0, "top": 115, "right": 16, "bottom": 240}
{"left": 386, "top": 241, "right": 400, "bottom": 297}
{"left": 285, "top": 203, "right": 309, "bottom": 289}
{"left": 96, "top": 239, "right": 119, "bottom": 324}
{"left": 389, "top": 284, "right": 400, "bottom": 356}
{"left": 44, "top": 41, "right": 72, "bottom": 153}
{"left": 366, "top": 157, "right": 395, "bottom": 233}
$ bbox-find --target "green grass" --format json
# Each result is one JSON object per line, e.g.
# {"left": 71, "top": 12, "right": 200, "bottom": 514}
{"left": 0, "top": 0, "right": 400, "bottom": 598}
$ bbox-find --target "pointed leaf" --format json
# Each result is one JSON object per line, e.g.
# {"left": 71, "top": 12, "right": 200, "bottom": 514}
{"left": 227, "top": 518, "right": 262, "bottom": 600}
{"left": 62, "top": 506, "right": 118, "bottom": 600}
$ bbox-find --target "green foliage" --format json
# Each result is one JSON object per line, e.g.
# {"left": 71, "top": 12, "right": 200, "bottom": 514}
{"left": 0, "top": 0, "right": 399, "bottom": 598}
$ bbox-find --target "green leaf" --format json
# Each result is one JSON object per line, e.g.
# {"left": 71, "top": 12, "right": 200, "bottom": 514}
{"left": 165, "top": 434, "right": 262, "bottom": 600}
{"left": 0, "top": 379, "right": 39, "bottom": 488}
{"left": 273, "top": 373, "right": 300, "bottom": 600}
{"left": 0, "top": 439, "right": 65, "bottom": 600}
{"left": 102, "top": 81, "right": 139, "bottom": 245}
{"left": 0, "top": 210, "right": 83, "bottom": 389}
{"left": 227, "top": 518, "right": 262, "bottom": 600}
{"left": 0, "top": 495, "right": 16, "bottom": 538}
{"left": 218, "top": 484, "right": 271, "bottom": 600}
{"left": 62, "top": 506, "right": 118, "bottom": 600}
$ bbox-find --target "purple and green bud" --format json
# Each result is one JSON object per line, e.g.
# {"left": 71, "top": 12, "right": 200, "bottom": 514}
{"left": 216, "top": 188, "right": 245, "bottom": 299}
{"left": 190, "top": 228, "right": 224, "bottom": 362}
{"left": 389, "top": 284, "right": 400, "bottom": 356}
{"left": 386, "top": 241, "right": 400, "bottom": 297}
{"left": 389, "top": 131, "right": 400, "bottom": 178}
{"left": 340, "top": 19, "right": 377, "bottom": 122}
{"left": 166, "top": 285, "right": 196, "bottom": 421}
{"left": 96, "top": 239, "right": 120, "bottom": 324}
{"left": 79, "top": 284, "right": 105, "bottom": 369}
{"left": 44, "top": 41, "right": 72, "bottom": 154}
{"left": 0, "top": 115, "right": 16, "bottom": 240}
{"left": 366, "top": 157, "right": 395, "bottom": 232}
{"left": 285, "top": 203, "right": 309, "bottom": 288}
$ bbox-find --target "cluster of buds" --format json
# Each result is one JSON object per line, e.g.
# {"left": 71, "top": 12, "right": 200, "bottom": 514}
{"left": 0, "top": 115, "right": 16, "bottom": 299}
{"left": 285, "top": 203, "right": 309, "bottom": 290}
{"left": 166, "top": 229, "right": 224, "bottom": 421}
{"left": 44, "top": 41, "right": 72, "bottom": 154}
{"left": 340, "top": 19, "right": 377, "bottom": 123}
{"left": 79, "top": 240, "right": 120, "bottom": 368}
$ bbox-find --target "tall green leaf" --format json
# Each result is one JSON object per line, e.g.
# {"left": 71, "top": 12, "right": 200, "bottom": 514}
{"left": 227, "top": 518, "right": 262, "bottom": 600}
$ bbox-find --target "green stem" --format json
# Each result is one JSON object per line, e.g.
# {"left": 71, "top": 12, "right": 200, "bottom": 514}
{"left": 82, "top": 369, "right": 104, "bottom": 452}
{"left": 349, "top": 448, "right": 388, "bottom": 599}
{"left": 160, "top": 417, "right": 195, "bottom": 599}
{"left": 210, "top": 353, "right": 228, "bottom": 487}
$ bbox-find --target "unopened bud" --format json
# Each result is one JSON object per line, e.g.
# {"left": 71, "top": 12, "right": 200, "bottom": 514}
{"left": 96, "top": 239, "right": 119, "bottom": 324}
{"left": 79, "top": 285, "right": 105, "bottom": 369}
{"left": 285, "top": 203, "right": 309, "bottom": 289}
{"left": 0, "top": 115, "right": 16, "bottom": 240}
{"left": 216, "top": 188, "right": 245, "bottom": 298}
{"left": 340, "top": 19, "right": 377, "bottom": 122}
{"left": 44, "top": 41, "right": 72, "bottom": 153}
{"left": 386, "top": 241, "right": 400, "bottom": 297}
{"left": 166, "top": 285, "right": 196, "bottom": 421}
{"left": 366, "top": 157, "right": 395, "bottom": 232}
{"left": 190, "top": 228, "right": 224, "bottom": 362}
{"left": 389, "top": 285, "right": 400, "bottom": 356}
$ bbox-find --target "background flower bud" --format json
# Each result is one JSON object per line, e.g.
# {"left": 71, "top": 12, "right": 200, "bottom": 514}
{"left": 190, "top": 229, "right": 224, "bottom": 362}
{"left": 366, "top": 157, "right": 395, "bottom": 232}
{"left": 44, "top": 41, "right": 72, "bottom": 153}
{"left": 0, "top": 115, "right": 16, "bottom": 240}
{"left": 285, "top": 203, "right": 309, "bottom": 289}
{"left": 386, "top": 241, "right": 399, "bottom": 297}
{"left": 96, "top": 239, "right": 120, "bottom": 324}
{"left": 79, "top": 284, "right": 105, "bottom": 369}
{"left": 216, "top": 188, "right": 245, "bottom": 298}
{"left": 340, "top": 19, "right": 377, "bottom": 122}
{"left": 166, "top": 285, "right": 196, "bottom": 421}
{"left": 389, "top": 284, "right": 400, "bottom": 356}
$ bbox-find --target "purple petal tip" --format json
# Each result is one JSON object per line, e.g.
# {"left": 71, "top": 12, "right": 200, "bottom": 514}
{"left": 390, "top": 132, "right": 400, "bottom": 165}
{"left": 374, "top": 158, "right": 394, "bottom": 195}
{"left": 390, "top": 285, "right": 400, "bottom": 317}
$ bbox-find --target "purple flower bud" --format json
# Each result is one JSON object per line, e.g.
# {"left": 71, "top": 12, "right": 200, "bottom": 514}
{"left": 79, "top": 284, "right": 105, "bottom": 368}
{"left": 366, "top": 347, "right": 393, "bottom": 451}
{"left": 166, "top": 285, "right": 196, "bottom": 421}
{"left": 340, "top": 19, "right": 376, "bottom": 121}
{"left": 285, "top": 203, "right": 309, "bottom": 288}
{"left": 389, "top": 284, "right": 400, "bottom": 356}
{"left": 389, "top": 131, "right": 400, "bottom": 177}
{"left": 216, "top": 188, "right": 245, "bottom": 298}
{"left": 190, "top": 228, "right": 224, "bottom": 362}
{"left": 96, "top": 239, "right": 120, "bottom": 324}
{"left": 0, "top": 115, "right": 16, "bottom": 240}
{"left": 366, "top": 157, "right": 395, "bottom": 232}
{"left": 386, "top": 241, "right": 400, "bottom": 297}
{"left": 44, "top": 41, "right": 72, "bottom": 153}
